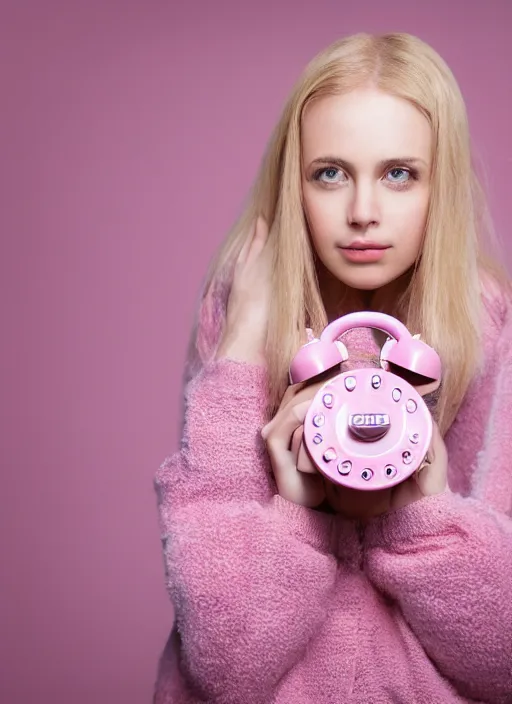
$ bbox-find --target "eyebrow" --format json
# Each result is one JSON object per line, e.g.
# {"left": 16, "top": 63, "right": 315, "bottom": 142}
{"left": 307, "top": 156, "right": 428, "bottom": 170}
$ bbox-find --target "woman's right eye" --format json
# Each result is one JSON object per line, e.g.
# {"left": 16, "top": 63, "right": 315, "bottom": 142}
{"left": 314, "top": 167, "right": 347, "bottom": 185}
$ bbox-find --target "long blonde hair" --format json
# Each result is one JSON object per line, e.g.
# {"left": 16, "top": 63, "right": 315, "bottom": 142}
{"left": 194, "top": 32, "right": 508, "bottom": 435}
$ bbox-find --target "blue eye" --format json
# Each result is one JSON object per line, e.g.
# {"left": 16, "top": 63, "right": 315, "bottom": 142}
{"left": 386, "top": 168, "right": 410, "bottom": 183}
{"left": 315, "top": 167, "right": 346, "bottom": 184}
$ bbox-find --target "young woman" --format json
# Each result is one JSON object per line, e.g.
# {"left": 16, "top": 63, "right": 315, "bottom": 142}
{"left": 154, "top": 32, "right": 512, "bottom": 703}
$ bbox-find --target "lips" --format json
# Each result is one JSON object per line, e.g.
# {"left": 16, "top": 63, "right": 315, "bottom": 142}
{"left": 338, "top": 243, "right": 390, "bottom": 264}
{"left": 343, "top": 241, "right": 390, "bottom": 250}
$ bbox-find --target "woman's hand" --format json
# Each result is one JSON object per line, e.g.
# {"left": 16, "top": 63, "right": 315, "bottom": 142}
{"left": 387, "top": 421, "right": 448, "bottom": 511}
{"left": 261, "top": 383, "right": 327, "bottom": 508}
{"left": 322, "top": 419, "right": 448, "bottom": 521}
{"left": 216, "top": 216, "right": 272, "bottom": 366}
{"left": 263, "top": 376, "right": 449, "bottom": 519}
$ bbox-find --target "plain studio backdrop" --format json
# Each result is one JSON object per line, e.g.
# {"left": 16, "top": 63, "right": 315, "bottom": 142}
{"left": 1, "top": 1, "right": 510, "bottom": 702}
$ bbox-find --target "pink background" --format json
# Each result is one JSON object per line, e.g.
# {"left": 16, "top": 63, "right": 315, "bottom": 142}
{"left": 1, "top": 1, "right": 510, "bottom": 702}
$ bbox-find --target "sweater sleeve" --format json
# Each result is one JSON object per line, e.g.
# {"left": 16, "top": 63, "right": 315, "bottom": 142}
{"left": 363, "top": 306, "right": 512, "bottom": 704}
{"left": 154, "top": 359, "right": 339, "bottom": 703}
{"left": 363, "top": 491, "right": 512, "bottom": 703}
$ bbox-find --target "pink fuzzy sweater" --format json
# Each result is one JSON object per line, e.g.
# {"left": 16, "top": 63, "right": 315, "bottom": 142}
{"left": 153, "top": 288, "right": 512, "bottom": 704}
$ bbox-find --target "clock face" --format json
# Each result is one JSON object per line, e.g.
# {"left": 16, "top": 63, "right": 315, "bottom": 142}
{"left": 303, "top": 368, "right": 432, "bottom": 491}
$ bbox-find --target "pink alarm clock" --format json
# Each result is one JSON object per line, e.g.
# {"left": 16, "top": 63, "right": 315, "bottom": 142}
{"left": 289, "top": 311, "right": 442, "bottom": 492}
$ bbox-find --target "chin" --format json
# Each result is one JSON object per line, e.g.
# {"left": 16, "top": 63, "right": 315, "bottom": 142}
{"left": 334, "top": 266, "right": 398, "bottom": 291}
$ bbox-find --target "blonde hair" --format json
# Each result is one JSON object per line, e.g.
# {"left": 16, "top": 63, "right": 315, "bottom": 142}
{"left": 195, "top": 32, "right": 508, "bottom": 435}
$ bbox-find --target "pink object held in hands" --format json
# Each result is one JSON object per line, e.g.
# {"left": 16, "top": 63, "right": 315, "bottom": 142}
{"left": 289, "top": 312, "right": 442, "bottom": 491}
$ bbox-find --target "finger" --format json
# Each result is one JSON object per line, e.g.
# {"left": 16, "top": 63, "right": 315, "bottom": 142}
{"left": 289, "top": 424, "right": 317, "bottom": 474}
{"left": 279, "top": 382, "right": 305, "bottom": 410}
{"left": 274, "top": 456, "right": 325, "bottom": 507}
{"left": 246, "top": 216, "right": 270, "bottom": 263}
{"left": 262, "top": 384, "right": 304, "bottom": 440}
{"left": 429, "top": 422, "right": 448, "bottom": 471}
{"left": 271, "top": 450, "right": 324, "bottom": 507}
{"left": 263, "top": 399, "right": 310, "bottom": 443}
{"left": 264, "top": 378, "right": 329, "bottom": 443}
{"left": 414, "top": 463, "right": 447, "bottom": 496}
{"left": 236, "top": 219, "right": 258, "bottom": 267}
{"left": 296, "top": 441, "right": 317, "bottom": 474}
{"left": 414, "top": 425, "right": 448, "bottom": 496}
{"left": 290, "top": 425, "right": 303, "bottom": 459}
{"left": 265, "top": 400, "right": 324, "bottom": 505}
{"left": 253, "top": 215, "right": 269, "bottom": 246}
{"left": 280, "top": 378, "right": 326, "bottom": 413}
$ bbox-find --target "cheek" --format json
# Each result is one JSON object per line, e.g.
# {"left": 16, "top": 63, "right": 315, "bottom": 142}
{"left": 303, "top": 187, "right": 341, "bottom": 249}
{"left": 400, "top": 215, "right": 425, "bottom": 252}
{"left": 392, "top": 192, "right": 429, "bottom": 254}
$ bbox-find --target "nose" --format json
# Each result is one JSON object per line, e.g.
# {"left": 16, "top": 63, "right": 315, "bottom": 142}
{"left": 346, "top": 181, "right": 380, "bottom": 229}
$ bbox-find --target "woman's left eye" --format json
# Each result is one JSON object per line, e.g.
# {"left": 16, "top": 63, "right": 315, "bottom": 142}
{"left": 386, "top": 168, "right": 410, "bottom": 184}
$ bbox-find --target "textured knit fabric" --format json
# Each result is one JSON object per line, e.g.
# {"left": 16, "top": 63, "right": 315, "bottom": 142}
{"left": 153, "top": 285, "right": 512, "bottom": 704}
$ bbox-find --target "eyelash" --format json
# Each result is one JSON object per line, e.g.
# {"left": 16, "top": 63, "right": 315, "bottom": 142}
{"left": 312, "top": 166, "right": 420, "bottom": 190}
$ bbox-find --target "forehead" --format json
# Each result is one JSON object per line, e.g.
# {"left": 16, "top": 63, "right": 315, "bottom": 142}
{"left": 301, "top": 89, "right": 432, "bottom": 163}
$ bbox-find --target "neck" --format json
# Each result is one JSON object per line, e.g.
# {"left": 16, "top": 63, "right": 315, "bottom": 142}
{"left": 319, "top": 265, "right": 413, "bottom": 323}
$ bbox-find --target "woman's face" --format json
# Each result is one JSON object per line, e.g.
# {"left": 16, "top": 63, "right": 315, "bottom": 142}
{"left": 301, "top": 88, "right": 432, "bottom": 292}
